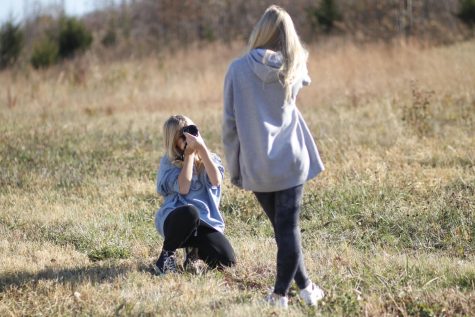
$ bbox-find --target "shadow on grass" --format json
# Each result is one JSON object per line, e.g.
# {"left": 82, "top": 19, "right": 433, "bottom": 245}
{"left": 0, "top": 261, "right": 152, "bottom": 292}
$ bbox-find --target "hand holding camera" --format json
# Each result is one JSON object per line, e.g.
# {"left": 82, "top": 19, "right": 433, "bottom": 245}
{"left": 182, "top": 125, "right": 205, "bottom": 155}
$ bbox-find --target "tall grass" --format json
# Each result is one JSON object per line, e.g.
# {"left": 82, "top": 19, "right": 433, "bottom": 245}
{"left": 1, "top": 39, "right": 474, "bottom": 316}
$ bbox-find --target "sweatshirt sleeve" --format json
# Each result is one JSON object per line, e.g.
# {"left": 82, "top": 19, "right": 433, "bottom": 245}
{"left": 222, "top": 65, "right": 242, "bottom": 188}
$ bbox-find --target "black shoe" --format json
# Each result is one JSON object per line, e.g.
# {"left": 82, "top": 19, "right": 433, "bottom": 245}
{"left": 153, "top": 250, "right": 177, "bottom": 275}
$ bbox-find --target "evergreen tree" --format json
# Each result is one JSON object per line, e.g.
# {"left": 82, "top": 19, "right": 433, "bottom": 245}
{"left": 0, "top": 21, "right": 24, "bottom": 69}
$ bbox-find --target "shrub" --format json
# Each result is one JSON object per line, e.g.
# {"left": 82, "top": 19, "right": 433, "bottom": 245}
{"left": 199, "top": 24, "right": 215, "bottom": 42}
{"left": 458, "top": 0, "right": 475, "bottom": 26}
{"left": 311, "top": 0, "right": 342, "bottom": 33}
{"left": 0, "top": 21, "right": 23, "bottom": 70}
{"left": 30, "top": 38, "right": 59, "bottom": 69}
{"left": 57, "top": 17, "right": 93, "bottom": 59}
{"left": 101, "top": 28, "right": 117, "bottom": 47}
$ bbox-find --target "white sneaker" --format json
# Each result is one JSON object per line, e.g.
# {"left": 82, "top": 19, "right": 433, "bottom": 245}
{"left": 300, "top": 282, "right": 325, "bottom": 306}
{"left": 264, "top": 292, "right": 288, "bottom": 309}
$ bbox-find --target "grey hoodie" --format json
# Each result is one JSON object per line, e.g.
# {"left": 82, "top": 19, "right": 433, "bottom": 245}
{"left": 222, "top": 49, "right": 324, "bottom": 192}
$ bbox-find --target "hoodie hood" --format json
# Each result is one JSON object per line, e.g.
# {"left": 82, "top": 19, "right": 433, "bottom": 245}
{"left": 247, "top": 49, "right": 283, "bottom": 83}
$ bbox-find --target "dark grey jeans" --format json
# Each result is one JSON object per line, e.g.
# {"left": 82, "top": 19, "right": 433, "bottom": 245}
{"left": 254, "top": 184, "right": 310, "bottom": 296}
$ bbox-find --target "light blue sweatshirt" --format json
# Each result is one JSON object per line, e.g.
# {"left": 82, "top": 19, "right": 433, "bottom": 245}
{"left": 222, "top": 48, "right": 324, "bottom": 192}
{"left": 154, "top": 154, "right": 225, "bottom": 237}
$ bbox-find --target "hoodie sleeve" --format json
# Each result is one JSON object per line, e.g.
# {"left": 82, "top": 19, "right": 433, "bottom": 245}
{"left": 222, "top": 64, "right": 242, "bottom": 188}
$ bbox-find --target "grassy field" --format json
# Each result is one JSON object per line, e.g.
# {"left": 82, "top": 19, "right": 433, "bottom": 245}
{"left": 1, "top": 39, "right": 474, "bottom": 316}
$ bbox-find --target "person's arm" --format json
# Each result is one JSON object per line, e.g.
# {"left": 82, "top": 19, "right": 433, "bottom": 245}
{"left": 183, "top": 133, "right": 221, "bottom": 187}
{"left": 177, "top": 149, "right": 195, "bottom": 195}
{"left": 196, "top": 144, "right": 221, "bottom": 187}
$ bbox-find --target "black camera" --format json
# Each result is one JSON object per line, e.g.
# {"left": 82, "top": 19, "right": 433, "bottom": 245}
{"left": 182, "top": 125, "right": 199, "bottom": 136}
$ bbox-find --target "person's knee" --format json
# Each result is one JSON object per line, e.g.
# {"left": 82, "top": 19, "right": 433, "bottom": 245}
{"left": 275, "top": 216, "right": 298, "bottom": 232}
{"left": 203, "top": 249, "right": 236, "bottom": 269}
{"left": 175, "top": 205, "right": 200, "bottom": 225}
{"left": 222, "top": 252, "right": 236, "bottom": 267}
{"left": 275, "top": 226, "right": 299, "bottom": 245}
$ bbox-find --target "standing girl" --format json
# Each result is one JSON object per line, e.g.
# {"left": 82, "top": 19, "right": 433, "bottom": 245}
{"left": 154, "top": 115, "right": 235, "bottom": 274}
{"left": 222, "top": 5, "right": 324, "bottom": 308}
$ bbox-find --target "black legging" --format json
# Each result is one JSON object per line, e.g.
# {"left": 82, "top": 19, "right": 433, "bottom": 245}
{"left": 254, "top": 184, "right": 310, "bottom": 296}
{"left": 163, "top": 205, "right": 236, "bottom": 269}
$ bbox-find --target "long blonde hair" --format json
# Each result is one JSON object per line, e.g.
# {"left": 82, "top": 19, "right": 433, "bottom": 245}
{"left": 248, "top": 5, "right": 308, "bottom": 103}
{"left": 162, "top": 115, "right": 201, "bottom": 168}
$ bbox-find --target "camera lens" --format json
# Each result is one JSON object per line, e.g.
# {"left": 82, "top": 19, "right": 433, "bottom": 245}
{"left": 183, "top": 125, "right": 199, "bottom": 136}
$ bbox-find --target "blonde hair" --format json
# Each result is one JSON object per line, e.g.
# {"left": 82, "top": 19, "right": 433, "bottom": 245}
{"left": 162, "top": 115, "right": 201, "bottom": 168}
{"left": 248, "top": 5, "right": 308, "bottom": 103}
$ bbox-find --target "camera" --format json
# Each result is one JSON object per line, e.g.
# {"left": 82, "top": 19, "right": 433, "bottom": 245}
{"left": 182, "top": 125, "right": 199, "bottom": 136}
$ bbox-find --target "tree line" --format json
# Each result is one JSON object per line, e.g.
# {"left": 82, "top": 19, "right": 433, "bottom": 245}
{"left": 1, "top": 0, "right": 475, "bottom": 70}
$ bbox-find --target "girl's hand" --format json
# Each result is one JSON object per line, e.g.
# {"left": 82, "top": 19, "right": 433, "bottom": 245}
{"left": 184, "top": 132, "right": 205, "bottom": 153}
{"left": 185, "top": 132, "right": 221, "bottom": 187}
{"left": 176, "top": 136, "right": 194, "bottom": 157}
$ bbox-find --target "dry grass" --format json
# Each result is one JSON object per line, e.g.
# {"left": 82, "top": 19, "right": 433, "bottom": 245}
{"left": 1, "top": 39, "right": 474, "bottom": 316}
